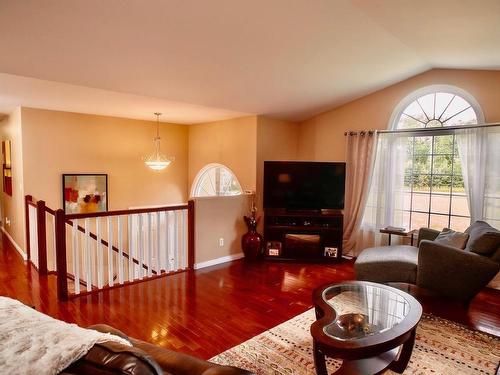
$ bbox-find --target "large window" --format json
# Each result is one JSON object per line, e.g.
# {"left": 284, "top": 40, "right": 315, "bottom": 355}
{"left": 191, "top": 163, "right": 243, "bottom": 197}
{"left": 392, "top": 86, "right": 484, "bottom": 231}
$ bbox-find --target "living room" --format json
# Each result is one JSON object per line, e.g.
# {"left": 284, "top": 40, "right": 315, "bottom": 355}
{"left": 0, "top": 1, "right": 499, "bottom": 374}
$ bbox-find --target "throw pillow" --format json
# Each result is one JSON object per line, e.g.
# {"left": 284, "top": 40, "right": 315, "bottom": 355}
{"left": 434, "top": 228, "right": 469, "bottom": 249}
{"left": 465, "top": 221, "right": 500, "bottom": 257}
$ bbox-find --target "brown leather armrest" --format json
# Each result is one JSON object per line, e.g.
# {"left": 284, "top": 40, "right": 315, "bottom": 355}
{"left": 88, "top": 324, "right": 131, "bottom": 341}
{"left": 88, "top": 324, "right": 254, "bottom": 375}
{"left": 131, "top": 339, "right": 253, "bottom": 375}
{"left": 61, "top": 340, "right": 163, "bottom": 375}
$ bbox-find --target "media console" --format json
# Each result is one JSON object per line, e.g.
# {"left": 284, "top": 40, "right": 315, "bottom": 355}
{"left": 263, "top": 209, "right": 343, "bottom": 263}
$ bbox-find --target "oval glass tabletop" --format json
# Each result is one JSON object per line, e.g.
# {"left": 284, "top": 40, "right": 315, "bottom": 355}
{"left": 322, "top": 283, "right": 412, "bottom": 341}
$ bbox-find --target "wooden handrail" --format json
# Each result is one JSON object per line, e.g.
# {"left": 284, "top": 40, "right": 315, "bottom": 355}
{"left": 65, "top": 204, "right": 189, "bottom": 220}
{"left": 26, "top": 195, "right": 55, "bottom": 214}
{"left": 45, "top": 206, "right": 56, "bottom": 215}
{"left": 25, "top": 195, "right": 182, "bottom": 275}
{"left": 25, "top": 196, "right": 48, "bottom": 275}
{"left": 28, "top": 194, "right": 195, "bottom": 300}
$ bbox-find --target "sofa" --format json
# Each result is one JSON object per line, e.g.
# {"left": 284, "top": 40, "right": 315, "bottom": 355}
{"left": 62, "top": 324, "right": 252, "bottom": 375}
{"left": 354, "top": 221, "right": 500, "bottom": 301}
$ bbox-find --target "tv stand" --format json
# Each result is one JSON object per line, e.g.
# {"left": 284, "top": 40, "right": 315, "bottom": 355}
{"left": 263, "top": 208, "right": 343, "bottom": 263}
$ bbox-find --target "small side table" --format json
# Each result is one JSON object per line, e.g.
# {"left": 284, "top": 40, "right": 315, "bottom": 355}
{"left": 380, "top": 228, "right": 418, "bottom": 246}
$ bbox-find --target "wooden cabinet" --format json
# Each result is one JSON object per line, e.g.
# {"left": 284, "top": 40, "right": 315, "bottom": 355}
{"left": 263, "top": 209, "right": 343, "bottom": 262}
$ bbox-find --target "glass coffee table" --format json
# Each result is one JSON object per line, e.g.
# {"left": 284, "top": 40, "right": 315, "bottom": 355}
{"left": 310, "top": 281, "right": 422, "bottom": 375}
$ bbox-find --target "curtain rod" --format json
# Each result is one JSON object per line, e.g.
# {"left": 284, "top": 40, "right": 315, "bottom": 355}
{"left": 344, "top": 130, "right": 375, "bottom": 136}
{"left": 344, "top": 122, "right": 500, "bottom": 136}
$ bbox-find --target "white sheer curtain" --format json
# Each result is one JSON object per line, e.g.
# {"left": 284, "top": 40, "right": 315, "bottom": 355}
{"left": 356, "top": 133, "right": 408, "bottom": 251}
{"left": 457, "top": 126, "right": 500, "bottom": 228}
{"left": 343, "top": 132, "right": 377, "bottom": 256}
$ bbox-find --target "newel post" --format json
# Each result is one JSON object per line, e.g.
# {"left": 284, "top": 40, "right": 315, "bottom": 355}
{"left": 36, "top": 200, "right": 48, "bottom": 275}
{"left": 188, "top": 200, "right": 195, "bottom": 270}
{"left": 55, "top": 209, "right": 68, "bottom": 301}
{"left": 24, "top": 195, "right": 32, "bottom": 261}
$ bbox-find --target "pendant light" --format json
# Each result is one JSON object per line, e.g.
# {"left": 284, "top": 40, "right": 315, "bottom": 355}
{"left": 145, "top": 112, "right": 173, "bottom": 170}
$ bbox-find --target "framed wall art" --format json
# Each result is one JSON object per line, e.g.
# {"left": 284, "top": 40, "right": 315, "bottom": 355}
{"left": 2, "top": 140, "right": 12, "bottom": 196}
{"left": 62, "top": 174, "right": 108, "bottom": 214}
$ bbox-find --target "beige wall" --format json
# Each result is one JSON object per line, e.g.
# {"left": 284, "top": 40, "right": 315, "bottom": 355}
{"left": 188, "top": 116, "right": 258, "bottom": 194}
{"left": 298, "top": 69, "right": 500, "bottom": 161}
{"left": 21, "top": 108, "right": 189, "bottom": 213}
{"left": 5, "top": 69, "right": 499, "bottom": 266}
{"left": 256, "top": 117, "right": 299, "bottom": 219}
{"left": 194, "top": 194, "right": 253, "bottom": 264}
{"left": 0, "top": 107, "right": 26, "bottom": 254}
{"left": 0, "top": 107, "right": 189, "bottom": 255}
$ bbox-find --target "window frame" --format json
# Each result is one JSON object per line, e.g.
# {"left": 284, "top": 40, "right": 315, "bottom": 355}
{"left": 388, "top": 85, "right": 484, "bottom": 231}
{"left": 190, "top": 163, "right": 243, "bottom": 198}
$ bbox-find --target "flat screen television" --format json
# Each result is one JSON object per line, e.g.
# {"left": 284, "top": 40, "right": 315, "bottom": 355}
{"left": 263, "top": 161, "right": 346, "bottom": 210}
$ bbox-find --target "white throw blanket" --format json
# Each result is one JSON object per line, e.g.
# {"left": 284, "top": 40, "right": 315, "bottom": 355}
{"left": 0, "top": 296, "right": 131, "bottom": 375}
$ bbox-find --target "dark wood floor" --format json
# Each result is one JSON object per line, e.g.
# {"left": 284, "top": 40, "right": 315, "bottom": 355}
{"left": 1, "top": 234, "right": 498, "bottom": 360}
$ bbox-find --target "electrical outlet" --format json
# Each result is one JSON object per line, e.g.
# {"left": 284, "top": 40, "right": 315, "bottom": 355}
{"left": 5, "top": 217, "right": 10, "bottom": 226}
{"left": 219, "top": 238, "right": 224, "bottom": 247}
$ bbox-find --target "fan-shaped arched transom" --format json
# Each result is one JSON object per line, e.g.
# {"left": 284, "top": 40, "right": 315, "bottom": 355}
{"left": 191, "top": 163, "right": 243, "bottom": 197}
{"left": 391, "top": 85, "right": 484, "bottom": 130}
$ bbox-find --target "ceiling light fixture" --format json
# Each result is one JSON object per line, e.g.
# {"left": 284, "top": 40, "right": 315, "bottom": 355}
{"left": 144, "top": 112, "right": 173, "bottom": 171}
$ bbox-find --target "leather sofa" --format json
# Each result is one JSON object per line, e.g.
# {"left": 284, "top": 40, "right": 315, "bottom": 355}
{"left": 61, "top": 324, "right": 253, "bottom": 375}
{"left": 354, "top": 221, "right": 500, "bottom": 301}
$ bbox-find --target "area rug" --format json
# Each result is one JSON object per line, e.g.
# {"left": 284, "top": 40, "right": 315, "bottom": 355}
{"left": 210, "top": 308, "right": 500, "bottom": 374}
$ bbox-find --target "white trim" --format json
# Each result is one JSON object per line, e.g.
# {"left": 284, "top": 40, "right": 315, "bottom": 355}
{"left": 194, "top": 252, "right": 244, "bottom": 270}
{"left": 190, "top": 163, "right": 243, "bottom": 198}
{"left": 1, "top": 226, "right": 27, "bottom": 260}
{"left": 388, "top": 84, "right": 485, "bottom": 130}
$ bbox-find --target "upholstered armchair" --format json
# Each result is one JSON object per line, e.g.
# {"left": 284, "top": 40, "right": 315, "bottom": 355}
{"left": 416, "top": 227, "right": 499, "bottom": 300}
{"left": 355, "top": 221, "right": 500, "bottom": 301}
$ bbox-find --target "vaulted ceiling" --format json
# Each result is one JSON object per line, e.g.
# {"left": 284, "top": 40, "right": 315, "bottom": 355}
{"left": 0, "top": 0, "right": 499, "bottom": 123}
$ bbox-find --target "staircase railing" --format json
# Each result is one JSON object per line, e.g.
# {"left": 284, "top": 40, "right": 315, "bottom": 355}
{"left": 25, "top": 195, "right": 56, "bottom": 275}
{"left": 25, "top": 195, "right": 195, "bottom": 301}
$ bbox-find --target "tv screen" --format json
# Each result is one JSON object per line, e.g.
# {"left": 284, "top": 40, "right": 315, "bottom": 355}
{"left": 263, "top": 161, "right": 346, "bottom": 210}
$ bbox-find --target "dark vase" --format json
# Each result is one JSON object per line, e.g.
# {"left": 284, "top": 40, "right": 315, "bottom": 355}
{"left": 242, "top": 215, "right": 263, "bottom": 261}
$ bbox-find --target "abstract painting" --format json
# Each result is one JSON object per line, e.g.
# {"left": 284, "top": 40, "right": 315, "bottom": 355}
{"left": 2, "top": 141, "right": 12, "bottom": 196}
{"left": 63, "top": 174, "right": 108, "bottom": 214}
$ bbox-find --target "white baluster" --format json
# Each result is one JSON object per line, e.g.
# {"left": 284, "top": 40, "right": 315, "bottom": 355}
{"left": 117, "top": 216, "right": 124, "bottom": 284}
{"left": 156, "top": 211, "right": 161, "bottom": 273}
{"left": 96, "top": 218, "right": 103, "bottom": 289}
{"left": 52, "top": 215, "right": 57, "bottom": 272}
{"left": 146, "top": 213, "right": 152, "bottom": 277}
{"left": 165, "top": 211, "right": 170, "bottom": 272}
{"left": 128, "top": 215, "right": 133, "bottom": 282}
{"left": 138, "top": 213, "right": 144, "bottom": 279}
{"left": 72, "top": 219, "right": 80, "bottom": 294}
{"left": 107, "top": 216, "right": 114, "bottom": 287}
{"left": 84, "top": 218, "right": 92, "bottom": 292}
{"left": 174, "top": 210, "right": 179, "bottom": 271}
{"left": 182, "top": 209, "right": 188, "bottom": 269}
{"left": 29, "top": 206, "right": 39, "bottom": 268}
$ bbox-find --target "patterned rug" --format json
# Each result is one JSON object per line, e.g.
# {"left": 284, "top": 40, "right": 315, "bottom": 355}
{"left": 211, "top": 308, "right": 500, "bottom": 374}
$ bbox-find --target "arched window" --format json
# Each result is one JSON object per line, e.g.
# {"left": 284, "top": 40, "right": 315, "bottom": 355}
{"left": 191, "top": 163, "right": 243, "bottom": 197}
{"left": 391, "top": 85, "right": 483, "bottom": 130}
{"left": 389, "top": 85, "right": 484, "bottom": 231}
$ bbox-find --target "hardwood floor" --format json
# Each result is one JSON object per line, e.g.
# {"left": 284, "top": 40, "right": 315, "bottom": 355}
{"left": 0, "top": 233, "right": 498, "bottom": 360}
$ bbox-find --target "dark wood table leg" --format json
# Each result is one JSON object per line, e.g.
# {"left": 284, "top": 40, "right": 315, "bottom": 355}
{"left": 313, "top": 340, "right": 328, "bottom": 375}
{"left": 389, "top": 327, "right": 416, "bottom": 373}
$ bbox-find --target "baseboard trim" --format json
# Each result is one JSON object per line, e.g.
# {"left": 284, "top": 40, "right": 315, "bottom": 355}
{"left": 1, "top": 226, "right": 27, "bottom": 260}
{"left": 194, "top": 252, "right": 244, "bottom": 270}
